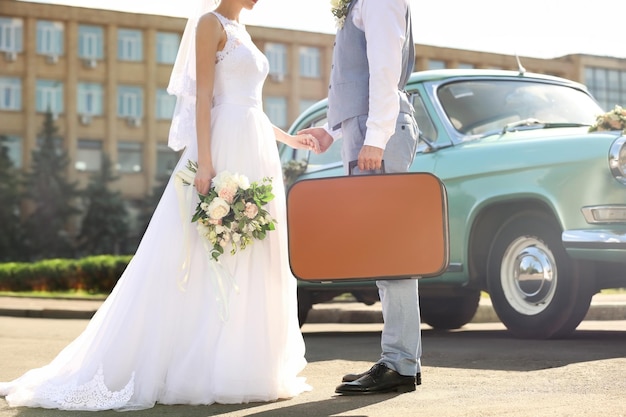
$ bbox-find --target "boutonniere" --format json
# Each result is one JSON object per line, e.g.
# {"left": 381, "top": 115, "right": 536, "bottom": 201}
{"left": 331, "top": 0, "right": 352, "bottom": 29}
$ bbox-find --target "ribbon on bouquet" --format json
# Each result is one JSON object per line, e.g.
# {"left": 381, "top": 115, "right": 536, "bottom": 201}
{"left": 174, "top": 166, "right": 239, "bottom": 321}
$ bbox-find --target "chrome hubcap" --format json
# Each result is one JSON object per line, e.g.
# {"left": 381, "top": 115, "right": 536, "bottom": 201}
{"left": 500, "top": 236, "right": 557, "bottom": 315}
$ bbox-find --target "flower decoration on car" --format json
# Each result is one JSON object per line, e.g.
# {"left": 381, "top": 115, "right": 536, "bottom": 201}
{"left": 588, "top": 105, "right": 626, "bottom": 134}
{"left": 178, "top": 160, "right": 276, "bottom": 261}
{"left": 282, "top": 159, "right": 308, "bottom": 189}
{"left": 331, "top": 0, "right": 352, "bottom": 29}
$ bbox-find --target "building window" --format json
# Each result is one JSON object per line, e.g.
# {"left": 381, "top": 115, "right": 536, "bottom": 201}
{"left": 156, "top": 89, "right": 176, "bottom": 120}
{"left": 118, "top": 29, "right": 142, "bottom": 61}
{"left": 427, "top": 59, "right": 446, "bottom": 70}
{"left": 78, "top": 82, "right": 104, "bottom": 116}
{"left": 1, "top": 135, "right": 22, "bottom": 168}
{"left": 157, "top": 143, "right": 179, "bottom": 179}
{"left": 457, "top": 63, "right": 474, "bottom": 69}
{"left": 264, "top": 96, "right": 287, "bottom": 129}
{"left": 117, "top": 141, "right": 142, "bottom": 173}
{"left": 299, "top": 46, "right": 321, "bottom": 78}
{"left": 585, "top": 67, "right": 626, "bottom": 111}
{"left": 117, "top": 85, "right": 143, "bottom": 118}
{"left": 0, "top": 18, "right": 23, "bottom": 53}
{"left": 75, "top": 139, "right": 103, "bottom": 172}
{"left": 156, "top": 32, "right": 180, "bottom": 64}
{"left": 299, "top": 99, "right": 318, "bottom": 114}
{"left": 78, "top": 25, "right": 103, "bottom": 59}
{"left": 36, "top": 79, "right": 64, "bottom": 114}
{"left": 265, "top": 43, "right": 287, "bottom": 80}
{"left": 36, "top": 20, "right": 64, "bottom": 56}
{"left": 0, "top": 77, "right": 21, "bottom": 111}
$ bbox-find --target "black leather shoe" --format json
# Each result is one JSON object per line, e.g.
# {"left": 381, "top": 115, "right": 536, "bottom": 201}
{"left": 335, "top": 363, "right": 416, "bottom": 395}
{"left": 343, "top": 368, "right": 422, "bottom": 385}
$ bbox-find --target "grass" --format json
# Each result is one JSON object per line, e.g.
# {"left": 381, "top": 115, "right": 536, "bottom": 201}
{"left": 2, "top": 288, "right": 624, "bottom": 302}
{"left": 0, "top": 290, "right": 108, "bottom": 300}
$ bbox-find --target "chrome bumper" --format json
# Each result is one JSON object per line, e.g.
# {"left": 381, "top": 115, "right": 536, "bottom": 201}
{"left": 562, "top": 229, "right": 626, "bottom": 250}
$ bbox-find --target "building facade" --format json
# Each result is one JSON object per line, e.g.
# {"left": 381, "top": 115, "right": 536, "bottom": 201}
{"left": 2, "top": 0, "right": 626, "bottom": 199}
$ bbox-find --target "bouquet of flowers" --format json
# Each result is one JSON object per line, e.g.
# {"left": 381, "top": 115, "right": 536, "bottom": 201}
{"left": 331, "top": 0, "right": 351, "bottom": 29}
{"left": 588, "top": 105, "right": 626, "bottom": 134}
{"left": 179, "top": 161, "right": 276, "bottom": 261}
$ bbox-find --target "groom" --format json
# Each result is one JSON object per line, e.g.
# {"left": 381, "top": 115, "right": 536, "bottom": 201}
{"left": 301, "top": 0, "right": 421, "bottom": 395}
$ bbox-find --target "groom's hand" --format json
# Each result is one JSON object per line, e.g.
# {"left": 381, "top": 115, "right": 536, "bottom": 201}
{"left": 298, "top": 127, "right": 333, "bottom": 154}
{"left": 358, "top": 145, "right": 384, "bottom": 171}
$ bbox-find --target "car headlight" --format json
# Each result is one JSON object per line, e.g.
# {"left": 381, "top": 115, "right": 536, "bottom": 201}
{"left": 609, "top": 135, "right": 626, "bottom": 184}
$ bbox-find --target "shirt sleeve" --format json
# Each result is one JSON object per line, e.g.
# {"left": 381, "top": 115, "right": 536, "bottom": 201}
{"left": 353, "top": 0, "right": 408, "bottom": 149}
{"left": 322, "top": 122, "right": 342, "bottom": 141}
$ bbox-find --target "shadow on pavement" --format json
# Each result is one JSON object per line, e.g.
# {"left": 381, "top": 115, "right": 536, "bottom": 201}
{"left": 10, "top": 393, "right": 397, "bottom": 417}
{"left": 303, "top": 328, "right": 626, "bottom": 372}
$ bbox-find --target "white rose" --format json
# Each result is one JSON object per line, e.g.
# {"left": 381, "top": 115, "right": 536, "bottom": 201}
{"left": 233, "top": 173, "right": 250, "bottom": 190}
{"left": 207, "top": 197, "right": 230, "bottom": 220}
{"left": 232, "top": 232, "right": 241, "bottom": 243}
{"left": 213, "top": 171, "right": 238, "bottom": 194}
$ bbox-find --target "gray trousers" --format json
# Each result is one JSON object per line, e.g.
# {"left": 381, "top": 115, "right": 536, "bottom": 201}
{"left": 340, "top": 110, "right": 421, "bottom": 376}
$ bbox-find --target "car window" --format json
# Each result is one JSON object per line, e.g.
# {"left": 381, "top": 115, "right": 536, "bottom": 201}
{"left": 411, "top": 93, "right": 437, "bottom": 142}
{"left": 437, "top": 80, "right": 603, "bottom": 135}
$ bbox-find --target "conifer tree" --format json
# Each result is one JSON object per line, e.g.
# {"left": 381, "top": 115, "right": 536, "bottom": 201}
{"left": 78, "top": 154, "right": 130, "bottom": 255}
{"left": 0, "top": 135, "right": 25, "bottom": 261}
{"left": 21, "top": 111, "right": 79, "bottom": 259}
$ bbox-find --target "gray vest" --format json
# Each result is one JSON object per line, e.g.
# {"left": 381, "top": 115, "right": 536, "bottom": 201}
{"left": 327, "top": 0, "right": 415, "bottom": 129}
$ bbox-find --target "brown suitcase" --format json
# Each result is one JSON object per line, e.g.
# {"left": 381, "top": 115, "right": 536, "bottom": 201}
{"left": 286, "top": 172, "right": 449, "bottom": 282}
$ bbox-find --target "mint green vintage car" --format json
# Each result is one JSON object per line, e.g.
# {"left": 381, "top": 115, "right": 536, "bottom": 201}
{"left": 280, "top": 69, "right": 626, "bottom": 339}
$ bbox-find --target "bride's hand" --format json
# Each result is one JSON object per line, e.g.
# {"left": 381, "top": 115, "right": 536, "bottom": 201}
{"left": 292, "top": 133, "right": 320, "bottom": 153}
{"left": 194, "top": 163, "right": 216, "bottom": 195}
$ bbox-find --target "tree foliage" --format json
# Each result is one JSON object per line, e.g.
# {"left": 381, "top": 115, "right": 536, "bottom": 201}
{"left": 21, "top": 111, "right": 80, "bottom": 259}
{"left": 0, "top": 135, "right": 25, "bottom": 261}
{"left": 78, "top": 154, "right": 130, "bottom": 255}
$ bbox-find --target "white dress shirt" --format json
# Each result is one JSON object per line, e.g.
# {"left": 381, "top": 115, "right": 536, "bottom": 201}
{"left": 328, "top": 0, "right": 410, "bottom": 150}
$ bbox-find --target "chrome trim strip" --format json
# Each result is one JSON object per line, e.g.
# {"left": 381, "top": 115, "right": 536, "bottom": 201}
{"left": 562, "top": 229, "right": 626, "bottom": 249}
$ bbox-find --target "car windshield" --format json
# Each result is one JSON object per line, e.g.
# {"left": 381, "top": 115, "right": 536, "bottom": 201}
{"left": 437, "top": 80, "right": 604, "bottom": 136}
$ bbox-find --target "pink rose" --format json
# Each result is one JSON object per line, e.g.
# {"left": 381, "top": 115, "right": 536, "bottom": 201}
{"left": 244, "top": 202, "right": 259, "bottom": 219}
{"left": 218, "top": 188, "right": 236, "bottom": 204}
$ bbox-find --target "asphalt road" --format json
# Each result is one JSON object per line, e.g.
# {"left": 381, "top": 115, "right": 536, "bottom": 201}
{"left": 1, "top": 318, "right": 626, "bottom": 417}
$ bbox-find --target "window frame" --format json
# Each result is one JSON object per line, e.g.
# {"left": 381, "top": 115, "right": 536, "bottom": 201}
{"left": 36, "top": 20, "right": 64, "bottom": 56}
{"left": 117, "top": 28, "right": 143, "bottom": 62}
{"left": 35, "top": 79, "right": 64, "bottom": 114}
{"left": 0, "top": 77, "right": 22, "bottom": 111}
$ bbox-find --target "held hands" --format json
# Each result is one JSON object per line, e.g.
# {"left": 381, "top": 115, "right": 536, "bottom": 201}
{"left": 194, "top": 163, "right": 216, "bottom": 195}
{"left": 357, "top": 145, "right": 384, "bottom": 171}
{"left": 291, "top": 132, "right": 321, "bottom": 153}
{"left": 297, "top": 127, "right": 333, "bottom": 154}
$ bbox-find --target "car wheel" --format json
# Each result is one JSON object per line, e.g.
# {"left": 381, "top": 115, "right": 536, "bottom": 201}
{"left": 420, "top": 291, "right": 481, "bottom": 330}
{"left": 297, "top": 288, "right": 313, "bottom": 327}
{"left": 487, "top": 211, "right": 594, "bottom": 339}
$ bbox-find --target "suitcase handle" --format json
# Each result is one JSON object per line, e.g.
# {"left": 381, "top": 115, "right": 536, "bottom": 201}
{"left": 348, "top": 160, "right": 386, "bottom": 175}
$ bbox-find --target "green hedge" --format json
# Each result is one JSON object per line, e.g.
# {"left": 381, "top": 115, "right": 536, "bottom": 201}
{"left": 0, "top": 255, "right": 132, "bottom": 293}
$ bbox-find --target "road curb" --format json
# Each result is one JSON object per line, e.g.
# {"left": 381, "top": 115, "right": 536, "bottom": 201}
{"left": 1, "top": 299, "right": 625, "bottom": 323}
{"left": 305, "top": 303, "right": 626, "bottom": 324}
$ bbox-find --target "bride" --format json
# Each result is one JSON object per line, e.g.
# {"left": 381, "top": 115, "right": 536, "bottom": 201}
{"left": 0, "top": 0, "right": 316, "bottom": 410}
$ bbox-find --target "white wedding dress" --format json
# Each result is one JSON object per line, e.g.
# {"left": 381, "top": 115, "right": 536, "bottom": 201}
{"left": 0, "top": 12, "right": 309, "bottom": 411}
